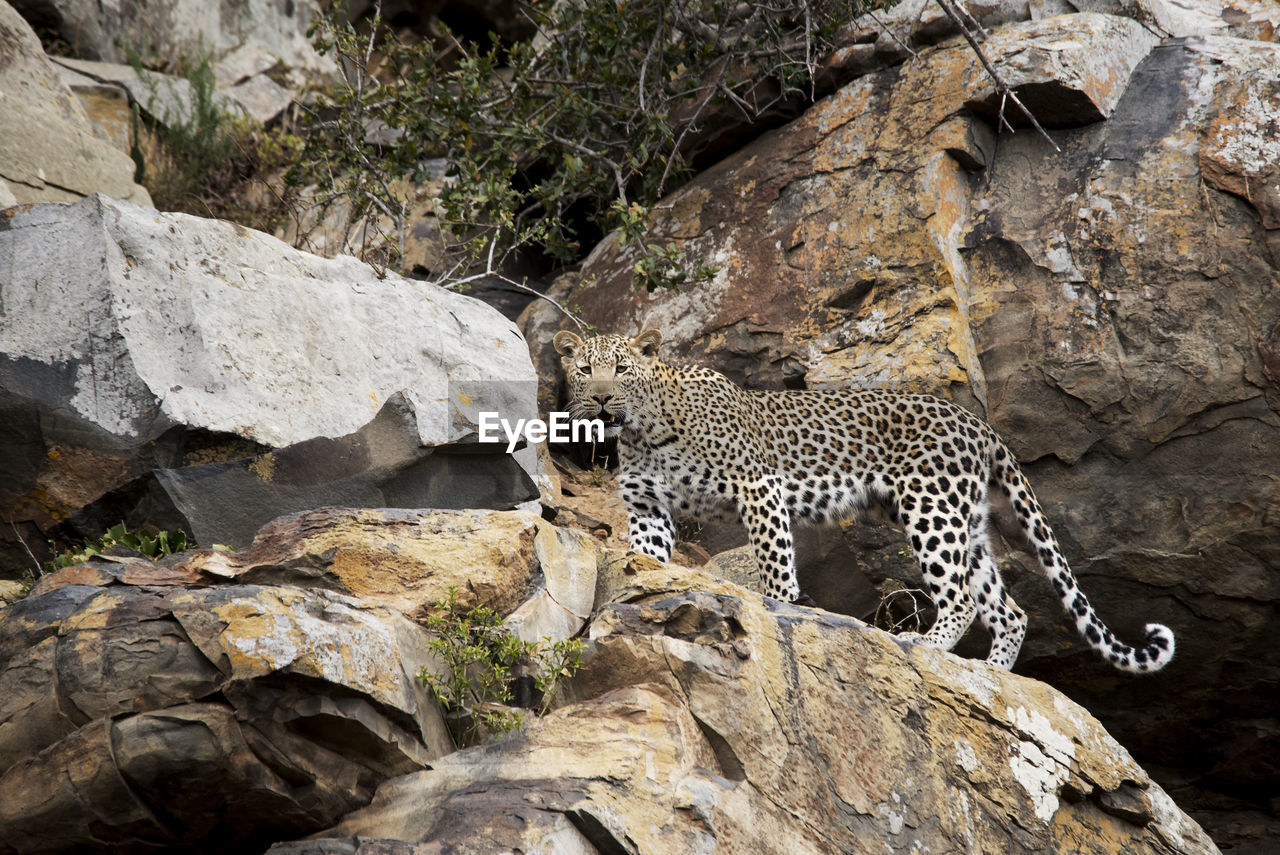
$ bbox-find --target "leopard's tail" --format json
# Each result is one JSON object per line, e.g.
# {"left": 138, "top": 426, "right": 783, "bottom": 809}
{"left": 993, "top": 439, "right": 1175, "bottom": 673}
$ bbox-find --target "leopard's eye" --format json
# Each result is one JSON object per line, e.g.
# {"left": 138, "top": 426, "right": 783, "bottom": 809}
{"left": 577, "top": 363, "right": 592, "bottom": 376}
{"left": 616, "top": 362, "right": 631, "bottom": 374}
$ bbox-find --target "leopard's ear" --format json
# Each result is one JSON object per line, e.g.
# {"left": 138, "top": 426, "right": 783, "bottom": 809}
{"left": 631, "top": 329, "right": 663, "bottom": 359}
{"left": 553, "top": 330, "right": 585, "bottom": 358}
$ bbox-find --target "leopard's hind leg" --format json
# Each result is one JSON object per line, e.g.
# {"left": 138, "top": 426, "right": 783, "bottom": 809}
{"left": 898, "top": 504, "right": 978, "bottom": 651}
{"left": 967, "top": 502, "right": 1028, "bottom": 669}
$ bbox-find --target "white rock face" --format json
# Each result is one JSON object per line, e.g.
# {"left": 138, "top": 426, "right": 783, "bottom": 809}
{"left": 0, "top": 193, "right": 539, "bottom": 455}
{"left": 6, "top": 0, "right": 334, "bottom": 86}
{"left": 0, "top": 1, "right": 152, "bottom": 206}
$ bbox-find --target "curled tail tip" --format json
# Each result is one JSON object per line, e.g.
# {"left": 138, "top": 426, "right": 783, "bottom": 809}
{"left": 1130, "top": 623, "right": 1175, "bottom": 673}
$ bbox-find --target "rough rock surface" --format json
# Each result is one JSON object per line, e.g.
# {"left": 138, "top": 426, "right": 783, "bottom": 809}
{"left": 520, "top": 14, "right": 1280, "bottom": 848}
{"left": 273, "top": 559, "right": 1219, "bottom": 855}
{"left": 174, "top": 506, "right": 600, "bottom": 640}
{"left": 8, "top": 0, "right": 333, "bottom": 87}
{"left": 0, "top": 195, "right": 545, "bottom": 570}
{"left": 65, "top": 394, "right": 540, "bottom": 551}
{"left": 0, "top": 566, "right": 452, "bottom": 854}
{"left": 0, "top": 1, "right": 151, "bottom": 206}
{"left": 0, "top": 504, "right": 1219, "bottom": 854}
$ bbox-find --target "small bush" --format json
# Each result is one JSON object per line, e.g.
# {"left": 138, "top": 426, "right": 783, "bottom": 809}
{"left": 291, "top": 0, "right": 882, "bottom": 289}
{"left": 418, "top": 586, "right": 585, "bottom": 748}
{"left": 44, "top": 522, "right": 194, "bottom": 574}
{"left": 129, "top": 48, "right": 303, "bottom": 228}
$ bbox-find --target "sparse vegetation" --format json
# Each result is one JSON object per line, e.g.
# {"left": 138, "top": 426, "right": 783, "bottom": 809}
{"left": 418, "top": 586, "right": 584, "bottom": 748}
{"left": 129, "top": 47, "right": 303, "bottom": 229}
{"left": 873, "top": 579, "right": 930, "bottom": 635}
{"left": 290, "top": 0, "right": 882, "bottom": 290}
{"left": 44, "top": 522, "right": 195, "bottom": 574}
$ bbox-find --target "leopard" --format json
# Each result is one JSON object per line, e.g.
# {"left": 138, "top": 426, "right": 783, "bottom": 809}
{"left": 553, "top": 328, "right": 1176, "bottom": 673}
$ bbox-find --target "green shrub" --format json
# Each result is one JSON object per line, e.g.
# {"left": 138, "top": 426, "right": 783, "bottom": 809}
{"left": 418, "top": 586, "right": 585, "bottom": 748}
{"left": 44, "top": 522, "right": 195, "bottom": 573}
{"left": 292, "top": 0, "right": 882, "bottom": 290}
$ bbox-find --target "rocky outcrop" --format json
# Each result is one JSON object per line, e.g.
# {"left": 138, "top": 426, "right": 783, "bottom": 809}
{"left": 271, "top": 557, "right": 1218, "bottom": 855}
{"left": 0, "top": 507, "right": 598, "bottom": 853}
{"left": 172, "top": 506, "right": 601, "bottom": 639}
{"left": 0, "top": 573, "right": 451, "bottom": 853}
{"left": 0, "top": 509, "right": 1219, "bottom": 853}
{"left": 0, "top": 2, "right": 151, "bottom": 206}
{"left": 7, "top": 0, "right": 332, "bottom": 88}
{"left": 0, "top": 195, "right": 546, "bottom": 568}
{"left": 520, "top": 12, "right": 1280, "bottom": 848}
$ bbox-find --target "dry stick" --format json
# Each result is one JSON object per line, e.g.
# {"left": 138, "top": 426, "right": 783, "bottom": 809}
{"left": 867, "top": 10, "right": 918, "bottom": 59}
{"left": 950, "top": 0, "right": 991, "bottom": 39}
{"left": 932, "top": 0, "right": 1061, "bottom": 153}
{"left": 441, "top": 238, "right": 586, "bottom": 331}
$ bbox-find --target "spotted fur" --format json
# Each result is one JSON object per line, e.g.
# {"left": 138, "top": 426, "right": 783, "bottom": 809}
{"left": 553, "top": 329, "right": 1175, "bottom": 673}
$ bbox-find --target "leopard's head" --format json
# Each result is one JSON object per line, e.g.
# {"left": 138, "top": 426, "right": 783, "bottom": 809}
{"left": 553, "top": 329, "right": 663, "bottom": 437}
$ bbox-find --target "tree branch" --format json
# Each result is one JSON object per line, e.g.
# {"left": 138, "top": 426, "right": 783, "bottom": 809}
{"left": 932, "top": 0, "right": 1061, "bottom": 153}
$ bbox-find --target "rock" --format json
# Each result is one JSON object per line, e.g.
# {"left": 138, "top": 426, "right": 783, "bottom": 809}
{"left": 1074, "top": 0, "right": 1280, "bottom": 40}
{"left": 226, "top": 72, "right": 295, "bottom": 124}
{"left": 50, "top": 56, "right": 194, "bottom": 127}
{"left": 0, "top": 194, "right": 544, "bottom": 572}
{"left": 53, "top": 55, "right": 296, "bottom": 127}
{"left": 8, "top": 0, "right": 333, "bottom": 89}
{"left": 52, "top": 60, "right": 135, "bottom": 153}
{"left": 0, "top": 1, "right": 151, "bottom": 206}
{"left": 520, "top": 16, "right": 1280, "bottom": 848}
{"left": 64, "top": 394, "right": 538, "bottom": 550}
{"left": 151, "top": 506, "right": 601, "bottom": 640}
{"left": 1194, "top": 40, "right": 1280, "bottom": 228}
{"left": 958, "top": 14, "right": 1160, "bottom": 127}
{"left": 277, "top": 563, "right": 1218, "bottom": 855}
{"left": 0, "top": 574, "right": 451, "bottom": 854}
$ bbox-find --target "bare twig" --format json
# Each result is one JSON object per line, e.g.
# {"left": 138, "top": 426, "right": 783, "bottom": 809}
{"left": 866, "top": 10, "right": 917, "bottom": 60}
{"left": 10, "top": 521, "right": 42, "bottom": 575}
{"left": 951, "top": 0, "right": 990, "bottom": 39}
{"left": 431, "top": 235, "right": 585, "bottom": 331}
{"left": 933, "top": 0, "right": 1061, "bottom": 152}
{"left": 445, "top": 273, "right": 585, "bottom": 331}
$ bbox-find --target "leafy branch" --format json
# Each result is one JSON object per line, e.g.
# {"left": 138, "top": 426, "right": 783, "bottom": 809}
{"left": 418, "top": 586, "right": 584, "bottom": 748}
{"left": 289, "top": 0, "right": 885, "bottom": 292}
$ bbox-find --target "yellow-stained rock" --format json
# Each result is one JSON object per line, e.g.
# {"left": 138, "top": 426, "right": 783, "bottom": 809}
{"left": 0, "top": 577, "right": 451, "bottom": 854}
{"left": 285, "top": 565, "right": 1218, "bottom": 855}
{"left": 197, "top": 507, "right": 601, "bottom": 640}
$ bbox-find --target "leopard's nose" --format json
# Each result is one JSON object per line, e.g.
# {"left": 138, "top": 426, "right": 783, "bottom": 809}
{"left": 594, "top": 394, "right": 612, "bottom": 406}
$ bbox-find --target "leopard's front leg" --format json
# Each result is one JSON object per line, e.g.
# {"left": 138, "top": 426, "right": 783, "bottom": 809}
{"left": 620, "top": 472, "right": 676, "bottom": 562}
{"left": 738, "top": 479, "right": 800, "bottom": 602}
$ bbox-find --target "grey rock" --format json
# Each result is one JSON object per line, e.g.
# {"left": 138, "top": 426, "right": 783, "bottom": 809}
{"left": 0, "top": 2, "right": 151, "bottom": 205}
{"left": 8, "top": 0, "right": 334, "bottom": 88}
{"left": 0, "top": 578, "right": 452, "bottom": 854}
{"left": 0, "top": 194, "right": 545, "bottom": 570}
{"left": 66, "top": 393, "right": 538, "bottom": 550}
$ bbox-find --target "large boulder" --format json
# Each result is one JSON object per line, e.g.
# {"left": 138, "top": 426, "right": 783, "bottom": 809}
{"left": 271, "top": 560, "right": 1218, "bottom": 855}
{"left": 8, "top": 0, "right": 332, "bottom": 88}
{"left": 0, "top": 195, "right": 546, "bottom": 569}
{"left": 520, "top": 14, "right": 1280, "bottom": 849}
{"left": 177, "top": 506, "right": 601, "bottom": 640}
{"left": 0, "top": 571, "right": 451, "bottom": 853}
{"left": 0, "top": 1, "right": 151, "bottom": 206}
{"left": 0, "top": 505, "right": 602, "bottom": 853}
